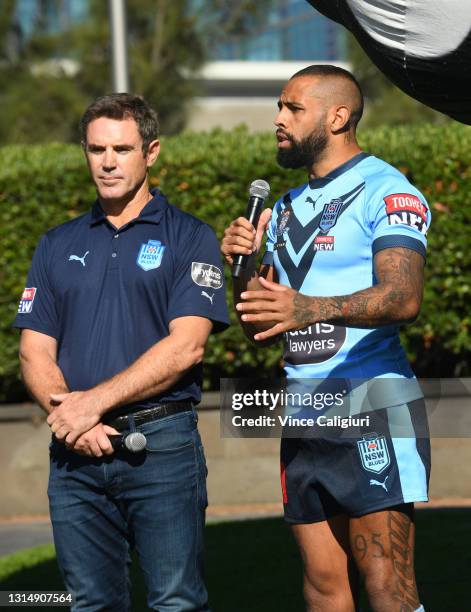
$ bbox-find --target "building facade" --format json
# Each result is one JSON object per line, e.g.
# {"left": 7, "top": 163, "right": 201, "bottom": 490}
{"left": 189, "top": 0, "right": 348, "bottom": 131}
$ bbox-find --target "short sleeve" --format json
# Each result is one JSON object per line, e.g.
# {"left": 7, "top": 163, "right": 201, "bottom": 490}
{"left": 13, "top": 234, "right": 59, "bottom": 338}
{"left": 261, "top": 199, "right": 281, "bottom": 266}
{"left": 367, "top": 183, "right": 432, "bottom": 259}
{"left": 167, "top": 223, "right": 229, "bottom": 333}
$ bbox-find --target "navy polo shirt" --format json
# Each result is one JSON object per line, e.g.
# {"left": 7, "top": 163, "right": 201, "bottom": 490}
{"left": 14, "top": 190, "right": 229, "bottom": 404}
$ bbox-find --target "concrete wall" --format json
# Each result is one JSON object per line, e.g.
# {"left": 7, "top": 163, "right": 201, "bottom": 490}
{"left": 0, "top": 391, "right": 470, "bottom": 517}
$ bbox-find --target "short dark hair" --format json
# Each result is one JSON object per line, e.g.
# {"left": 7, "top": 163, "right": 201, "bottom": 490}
{"left": 80, "top": 93, "right": 159, "bottom": 152}
{"left": 290, "top": 64, "right": 364, "bottom": 129}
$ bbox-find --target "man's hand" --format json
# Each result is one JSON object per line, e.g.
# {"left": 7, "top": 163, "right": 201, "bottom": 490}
{"left": 236, "top": 276, "right": 312, "bottom": 341}
{"left": 47, "top": 390, "right": 106, "bottom": 445}
{"left": 69, "top": 423, "right": 120, "bottom": 457}
{"left": 221, "top": 208, "right": 272, "bottom": 267}
{"left": 236, "top": 247, "right": 426, "bottom": 340}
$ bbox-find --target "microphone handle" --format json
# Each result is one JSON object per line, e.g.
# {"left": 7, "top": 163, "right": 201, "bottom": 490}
{"left": 109, "top": 435, "right": 125, "bottom": 451}
{"left": 232, "top": 195, "right": 265, "bottom": 279}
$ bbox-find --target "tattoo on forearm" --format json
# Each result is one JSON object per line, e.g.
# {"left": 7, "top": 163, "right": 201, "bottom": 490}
{"left": 293, "top": 248, "right": 425, "bottom": 329}
{"left": 292, "top": 292, "right": 346, "bottom": 328}
{"left": 388, "top": 511, "right": 419, "bottom": 611}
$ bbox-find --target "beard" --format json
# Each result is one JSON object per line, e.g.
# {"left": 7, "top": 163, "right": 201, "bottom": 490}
{"left": 276, "top": 123, "right": 328, "bottom": 169}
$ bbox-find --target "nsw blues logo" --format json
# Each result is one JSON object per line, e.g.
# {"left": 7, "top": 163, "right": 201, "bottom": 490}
{"left": 357, "top": 435, "right": 391, "bottom": 474}
{"left": 319, "top": 198, "right": 343, "bottom": 232}
{"left": 137, "top": 239, "right": 165, "bottom": 271}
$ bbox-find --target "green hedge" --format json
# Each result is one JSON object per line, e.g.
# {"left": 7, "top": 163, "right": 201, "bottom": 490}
{"left": 1, "top": 125, "right": 470, "bottom": 400}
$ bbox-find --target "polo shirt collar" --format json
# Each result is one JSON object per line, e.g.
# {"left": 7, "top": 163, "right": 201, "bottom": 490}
{"left": 308, "top": 152, "right": 370, "bottom": 189}
{"left": 90, "top": 188, "right": 168, "bottom": 226}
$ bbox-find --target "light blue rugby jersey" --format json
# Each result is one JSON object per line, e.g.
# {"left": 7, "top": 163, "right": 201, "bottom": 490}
{"left": 262, "top": 152, "right": 431, "bottom": 382}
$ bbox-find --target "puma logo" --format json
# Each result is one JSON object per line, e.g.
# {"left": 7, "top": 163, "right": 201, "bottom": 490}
{"left": 306, "top": 194, "right": 322, "bottom": 208}
{"left": 68, "top": 251, "right": 90, "bottom": 267}
{"left": 201, "top": 291, "right": 214, "bottom": 305}
{"left": 370, "top": 476, "right": 389, "bottom": 492}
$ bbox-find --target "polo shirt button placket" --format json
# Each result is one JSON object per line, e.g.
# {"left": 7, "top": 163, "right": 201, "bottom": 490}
{"left": 110, "top": 232, "right": 120, "bottom": 268}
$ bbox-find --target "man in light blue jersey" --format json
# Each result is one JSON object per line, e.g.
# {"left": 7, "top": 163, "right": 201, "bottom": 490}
{"left": 222, "top": 65, "right": 429, "bottom": 612}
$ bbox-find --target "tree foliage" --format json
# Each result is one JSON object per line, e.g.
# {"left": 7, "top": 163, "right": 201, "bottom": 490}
{"left": 0, "top": 0, "right": 273, "bottom": 142}
{"left": 1, "top": 124, "right": 470, "bottom": 400}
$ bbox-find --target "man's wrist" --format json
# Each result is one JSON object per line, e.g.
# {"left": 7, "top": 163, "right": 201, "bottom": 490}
{"left": 87, "top": 386, "right": 113, "bottom": 417}
{"left": 292, "top": 294, "right": 342, "bottom": 328}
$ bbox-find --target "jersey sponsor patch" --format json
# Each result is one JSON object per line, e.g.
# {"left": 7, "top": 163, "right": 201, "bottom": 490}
{"left": 191, "top": 262, "right": 223, "bottom": 289}
{"left": 319, "top": 198, "right": 343, "bottom": 232}
{"left": 314, "top": 235, "right": 334, "bottom": 251}
{"left": 357, "top": 435, "right": 391, "bottom": 474}
{"left": 18, "top": 287, "right": 37, "bottom": 314}
{"left": 384, "top": 193, "right": 428, "bottom": 235}
{"left": 276, "top": 209, "right": 291, "bottom": 236}
{"left": 283, "top": 323, "right": 346, "bottom": 365}
{"left": 137, "top": 239, "right": 166, "bottom": 271}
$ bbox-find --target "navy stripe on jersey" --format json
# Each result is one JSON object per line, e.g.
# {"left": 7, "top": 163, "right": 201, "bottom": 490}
{"left": 276, "top": 183, "right": 365, "bottom": 290}
{"left": 372, "top": 235, "right": 426, "bottom": 259}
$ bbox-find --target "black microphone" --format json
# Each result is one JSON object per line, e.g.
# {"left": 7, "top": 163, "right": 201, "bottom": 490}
{"left": 232, "top": 179, "right": 270, "bottom": 279}
{"left": 109, "top": 432, "right": 147, "bottom": 453}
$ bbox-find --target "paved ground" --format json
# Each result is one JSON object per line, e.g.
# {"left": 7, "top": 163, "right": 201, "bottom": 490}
{"left": 1, "top": 499, "right": 471, "bottom": 558}
{"left": 0, "top": 503, "right": 284, "bottom": 558}
{"left": 0, "top": 520, "right": 53, "bottom": 558}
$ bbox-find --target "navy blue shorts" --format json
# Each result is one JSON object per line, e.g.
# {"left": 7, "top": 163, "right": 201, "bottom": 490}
{"left": 280, "top": 400, "right": 430, "bottom": 523}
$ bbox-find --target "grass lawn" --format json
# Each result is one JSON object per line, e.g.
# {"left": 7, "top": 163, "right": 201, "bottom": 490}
{"left": 0, "top": 509, "right": 469, "bottom": 611}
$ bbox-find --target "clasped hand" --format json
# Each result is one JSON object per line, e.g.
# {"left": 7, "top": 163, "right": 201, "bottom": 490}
{"left": 237, "top": 276, "right": 314, "bottom": 341}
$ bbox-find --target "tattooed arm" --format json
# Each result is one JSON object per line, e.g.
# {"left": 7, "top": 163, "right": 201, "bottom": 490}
{"left": 236, "top": 247, "right": 424, "bottom": 341}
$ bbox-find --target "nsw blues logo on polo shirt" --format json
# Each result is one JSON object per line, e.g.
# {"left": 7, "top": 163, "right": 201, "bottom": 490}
{"left": 136, "top": 239, "right": 165, "bottom": 271}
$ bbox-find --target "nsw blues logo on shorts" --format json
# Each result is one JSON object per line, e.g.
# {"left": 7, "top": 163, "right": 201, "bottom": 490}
{"left": 137, "top": 240, "right": 165, "bottom": 271}
{"left": 357, "top": 435, "right": 390, "bottom": 474}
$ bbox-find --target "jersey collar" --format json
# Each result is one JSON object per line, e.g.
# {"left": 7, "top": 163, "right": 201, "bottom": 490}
{"left": 90, "top": 188, "right": 169, "bottom": 226}
{"left": 308, "top": 152, "right": 370, "bottom": 189}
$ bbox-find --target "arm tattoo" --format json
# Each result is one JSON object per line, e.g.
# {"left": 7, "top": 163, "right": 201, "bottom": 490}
{"left": 294, "top": 293, "right": 332, "bottom": 327}
{"left": 292, "top": 247, "right": 425, "bottom": 329}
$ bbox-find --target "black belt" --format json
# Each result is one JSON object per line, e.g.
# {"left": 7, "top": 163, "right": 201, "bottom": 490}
{"left": 104, "top": 401, "right": 193, "bottom": 432}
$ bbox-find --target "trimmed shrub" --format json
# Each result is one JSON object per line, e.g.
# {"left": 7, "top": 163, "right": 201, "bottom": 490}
{"left": 0, "top": 124, "right": 470, "bottom": 400}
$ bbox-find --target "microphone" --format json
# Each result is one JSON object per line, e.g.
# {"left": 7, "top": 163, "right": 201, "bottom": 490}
{"left": 232, "top": 179, "right": 270, "bottom": 279}
{"left": 109, "top": 432, "right": 147, "bottom": 453}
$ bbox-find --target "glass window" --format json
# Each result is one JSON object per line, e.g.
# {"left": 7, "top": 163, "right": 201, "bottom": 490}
{"left": 210, "top": 0, "right": 347, "bottom": 61}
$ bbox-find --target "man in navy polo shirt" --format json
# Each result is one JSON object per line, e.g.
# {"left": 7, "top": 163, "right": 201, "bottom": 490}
{"left": 14, "top": 93, "right": 229, "bottom": 611}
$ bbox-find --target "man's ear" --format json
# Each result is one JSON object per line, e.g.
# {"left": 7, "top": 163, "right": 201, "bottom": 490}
{"left": 330, "top": 105, "right": 351, "bottom": 134}
{"left": 145, "top": 139, "right": 160, "bottom": 167}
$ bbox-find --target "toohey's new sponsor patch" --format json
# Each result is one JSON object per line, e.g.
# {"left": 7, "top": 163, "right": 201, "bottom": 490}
{"left": 384, "top": 193, "right": 428, "bottom": 234}
{"left": 18, "top": 287, "right": 37, "bottom": 314}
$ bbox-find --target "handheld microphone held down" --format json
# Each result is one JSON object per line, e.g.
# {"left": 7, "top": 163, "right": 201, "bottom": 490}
{"left": 109, "top": 432, "right": 147, "bottom": 453}
{"left": 232, "top": 179, "right": 270, "bottom": 279}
